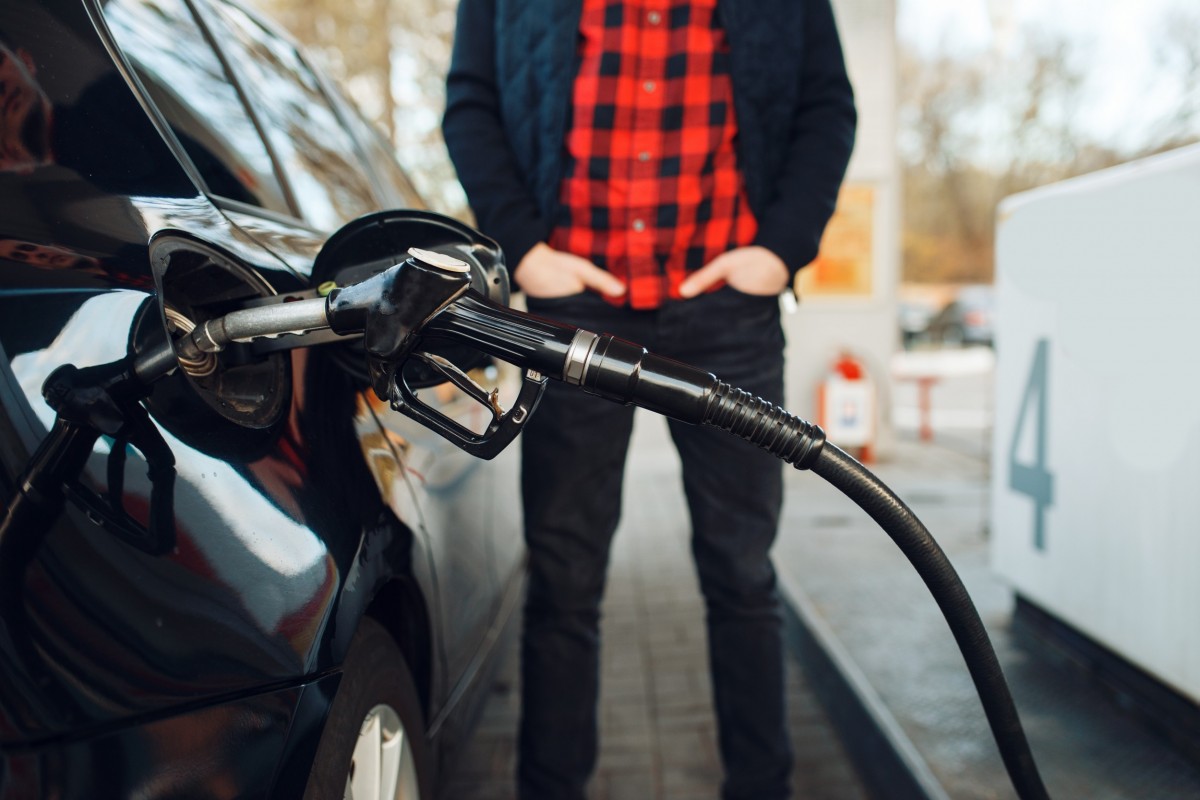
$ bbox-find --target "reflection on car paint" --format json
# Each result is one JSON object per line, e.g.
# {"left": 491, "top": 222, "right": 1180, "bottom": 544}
{"left": 105, "top": 0, "right": 294, "bottom": 215}
{"left": 199, "top": 0, "right": 379, "bottom": 231}
{"left": 4, "top": 293, "right": 337, "bottom": 719}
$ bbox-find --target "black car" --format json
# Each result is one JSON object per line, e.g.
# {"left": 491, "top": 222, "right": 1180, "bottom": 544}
{"left": 926, "top": 284, "right": 995, "bottom": 348}
{"left": 0, "top": 0, "right": 525, "bottom": 797}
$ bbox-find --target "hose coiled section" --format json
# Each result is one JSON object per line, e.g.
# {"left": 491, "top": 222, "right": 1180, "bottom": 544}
{"left": 702, "top": 381, "right": 827, "bottom": 470}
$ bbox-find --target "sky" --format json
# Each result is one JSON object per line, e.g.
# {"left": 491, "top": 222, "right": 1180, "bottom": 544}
{"left": 897, "top": 0, "right": 1195, "bottom": 151}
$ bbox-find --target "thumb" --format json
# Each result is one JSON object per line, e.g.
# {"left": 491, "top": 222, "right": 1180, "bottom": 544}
{"left": 573, "top": 260, "right": 627, "bottom": 297}
{"left": 678, "top": 259, "right": 728, "bottom": 298}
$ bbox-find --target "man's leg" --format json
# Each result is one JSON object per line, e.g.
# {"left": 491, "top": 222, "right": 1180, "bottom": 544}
{"left": 660, "top": 288, "right": 792, "bottom": 800}
{"left": 517, "top": 295, "right": 643, "bottom": 800}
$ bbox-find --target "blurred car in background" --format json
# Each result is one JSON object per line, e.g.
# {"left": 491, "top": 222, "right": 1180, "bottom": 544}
{"left": 0, "top": 0, "right": 523, "bottom": 797}
{"left": 926, "top": 284, "right": 996, "bottom": 348}
{"left": 898, "top": 297, "right": 938, "bottom": 349}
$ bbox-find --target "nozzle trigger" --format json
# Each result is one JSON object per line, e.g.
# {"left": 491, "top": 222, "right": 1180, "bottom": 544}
{"left": 388, "top": 361, "right": 547, "bottom": 460}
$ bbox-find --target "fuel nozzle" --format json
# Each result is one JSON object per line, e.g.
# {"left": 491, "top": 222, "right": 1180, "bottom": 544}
{"left": 327, "top": 247, "right": 473, "bottom": 400}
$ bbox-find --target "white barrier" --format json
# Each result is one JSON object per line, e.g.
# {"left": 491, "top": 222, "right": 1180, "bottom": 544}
{"left": 991, "top": 144, "right": 1200, "bottom": 702}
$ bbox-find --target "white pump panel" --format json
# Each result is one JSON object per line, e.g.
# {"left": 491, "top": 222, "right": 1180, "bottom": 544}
{"left": 990, "top": 144, "right": 1200, "bottom": 703}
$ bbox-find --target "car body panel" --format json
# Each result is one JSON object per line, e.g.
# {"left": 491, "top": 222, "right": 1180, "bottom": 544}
{"left": 0, "top": 672, "right": 340, "bottom": 800}
{"left": 0, "top": 0, "right": 523, "bottom": 790}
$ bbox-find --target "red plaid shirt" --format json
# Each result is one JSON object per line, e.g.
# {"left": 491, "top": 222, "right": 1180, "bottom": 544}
{"left": 548, "top": 0, "right": 758, "bottom": 309}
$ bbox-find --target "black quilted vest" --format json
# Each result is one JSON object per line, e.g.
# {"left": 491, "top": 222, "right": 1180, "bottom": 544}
{"left": 492, "top": 0, "right": 809, "bottom": 227}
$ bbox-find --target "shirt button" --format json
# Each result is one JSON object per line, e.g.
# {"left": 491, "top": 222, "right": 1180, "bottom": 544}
{"left": 632, "top": 219, "right": 646, "bottom": 232}
{"left": 638, "top": 151, "right": 651, "bottom": 162}
{"left": 643, "top": 80, "right": 656, "bottom": 93}
{"left": 647, "top": 10, "right": 662, "bottom": 25}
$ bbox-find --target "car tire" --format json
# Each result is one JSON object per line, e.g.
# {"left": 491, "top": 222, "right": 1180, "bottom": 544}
{"left": 303, "top": 617, "right": 433, "bottom": 800}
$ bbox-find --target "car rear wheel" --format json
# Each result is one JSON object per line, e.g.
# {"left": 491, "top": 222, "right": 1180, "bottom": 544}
{"left": 304, "top": 618, "right": 432, "bottom": 800}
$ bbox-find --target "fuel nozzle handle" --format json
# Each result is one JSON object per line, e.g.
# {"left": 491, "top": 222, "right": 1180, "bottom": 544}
{"left": 426, "top": 298, "right": 826, "bottom": 470}
{"left": 425, "top": 293, "right": 715, "bottom": 418}
{"left": 327, "top": 247, "right": 473, "bottom": 399}
{"left": 326, "top": 249, "right": 555, "bottom": 459}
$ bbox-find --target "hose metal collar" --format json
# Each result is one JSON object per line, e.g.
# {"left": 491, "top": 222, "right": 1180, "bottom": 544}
{"left": 563, "top": 329, "right": 601, "bottom": 386}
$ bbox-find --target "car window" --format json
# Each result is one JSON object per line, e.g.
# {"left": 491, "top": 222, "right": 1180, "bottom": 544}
{"left": 102, "top": 0, "right": 293, "bottom": 216}
{"left": 199, "top": 0, "right": 379, "bottom": 232}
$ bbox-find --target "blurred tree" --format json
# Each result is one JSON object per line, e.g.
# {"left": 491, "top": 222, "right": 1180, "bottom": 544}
{"left": 901, "top": 32, "right": 1112, "bottom": 283}
{"left": 1148, "top": 8, "right": 1200, "bottom": 153}
{"left": 900, "top": 7, "right": 1200, "bottom": 284}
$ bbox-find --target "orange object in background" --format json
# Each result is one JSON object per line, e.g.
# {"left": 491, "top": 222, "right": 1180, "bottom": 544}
{"left": 818, "top": 351, "right": 875, "bottom": 463}
{"left": 832, "top": 352, "right": 864, "bottom": 381}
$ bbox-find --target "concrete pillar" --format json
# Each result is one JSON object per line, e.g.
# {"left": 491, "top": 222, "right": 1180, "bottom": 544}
{"left": 783, "top": 0, "right": 899, "bottom": 458}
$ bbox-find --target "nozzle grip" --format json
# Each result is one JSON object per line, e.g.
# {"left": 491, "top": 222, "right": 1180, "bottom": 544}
{"left": 389, "top": 365, "right": 547, "bottom": 460}
{"left": 327, "top": 251, "right": 472, "bottom": 399}
{"left": 427, "top": 296, "right": 719, "bottom": 424}
{"left": 423, "top": 293, "right": 580, "bottom": 378}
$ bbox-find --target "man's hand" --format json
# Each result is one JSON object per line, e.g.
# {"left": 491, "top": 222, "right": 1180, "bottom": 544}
{"left": 513, "top": 243, "right": 626, "bottom": 299}
{"left": 678, "top": 246, "right": 790, "bottom": 298}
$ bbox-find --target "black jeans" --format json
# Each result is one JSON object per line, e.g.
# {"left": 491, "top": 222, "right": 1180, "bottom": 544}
{"left": 518, "top": 287, "right": 792, "bottom": 800}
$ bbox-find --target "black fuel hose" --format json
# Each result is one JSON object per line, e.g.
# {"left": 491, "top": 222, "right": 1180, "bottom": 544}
{"left": 544, "top": 330, "right": 1051, "bottom": 800}
{"left": 702, "top": 384, "right": 1050, "bottom": 799}
{"left": 811, "top": 444, "right": 1049, "bottom": 800}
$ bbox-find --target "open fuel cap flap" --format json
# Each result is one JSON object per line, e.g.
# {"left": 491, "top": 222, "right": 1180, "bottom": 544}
{"left": 311, "top": 210, "right": 511, "bottom": 390}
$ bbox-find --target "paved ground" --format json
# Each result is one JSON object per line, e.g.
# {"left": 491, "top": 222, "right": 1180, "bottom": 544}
{"left": 442, "top": 412, "right": 870, "bottom": 800}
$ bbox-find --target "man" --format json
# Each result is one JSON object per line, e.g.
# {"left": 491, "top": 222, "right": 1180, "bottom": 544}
{"left": 444, "top": 1, "right": 855, "bottom": 797}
